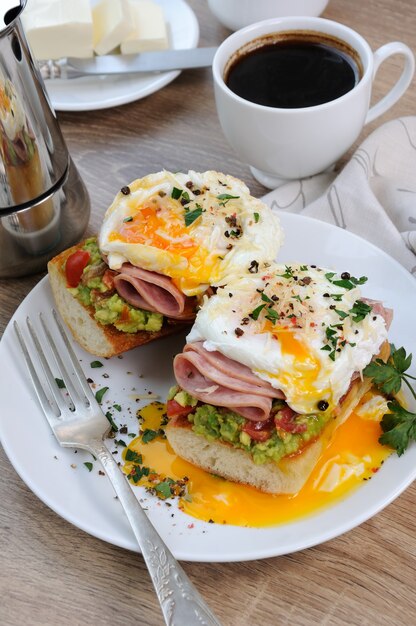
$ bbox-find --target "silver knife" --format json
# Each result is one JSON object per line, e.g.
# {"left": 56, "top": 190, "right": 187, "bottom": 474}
{"left": 39, "top": 47, "right": 217, "bottom": 80}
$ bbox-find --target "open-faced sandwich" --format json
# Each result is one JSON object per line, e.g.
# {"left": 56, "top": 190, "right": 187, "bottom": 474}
{"left": 48, "top": 170, "right": 282, "bottom": 357}
{"left": 165, "top": 263, "right": 393, "bottom": 494}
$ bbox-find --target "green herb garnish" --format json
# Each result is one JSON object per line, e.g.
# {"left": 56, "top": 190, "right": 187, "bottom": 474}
{"left": 95, "top": 386, "right": 109, "bottom": 404}
{"left": 325, "top": 271, "right": 368, "bottom": 290}
{"left": 84, "top": 462, "right": 93, "bottom": 472}
{"left": 349, "top": 300, "right": 373, "bottom": 323}
{"left": 265, "top": 308, "right": 279, "bottom": 324}
{"left": 171, "top": 187, "right": 182, "bottom": 200}
{"left": 125, "top": 449, "right": 142, "bottom": 463}
{"left": 155, "top": 480, "right": 173, "bottom": 498}
{"left": 253, "top": 212, "right": 260, "bottom": 223}
{"left": 130, "top": 465, "right": 150, "bottom": 484}
{"left": 90, "top": 361, "right": 103, "bottom": 368}
{"left": 216, "top": 193, "right": 240, "bottom": 206}
{"left": 105, "top": 411, "right": 118, "bottom": 432}
{"left": 142, "top": 428, "right": 159, "bottom": 444}
{"left": 277, "top": 265, "right": 294, "bottom": 279}
{"left": 249, "top": 304, "right": 266, "bottom": 320}
{"left": 364, "top": 346, "right": 416, "bottom": 455}
{"left": 55, "top": 378, "right": 65, "bottom": 389}
{"left": 184, "top": 204, "right": 203, "bottom": 227}
{"left": 122, "top": 216, "right": 133, "bottom": 223}
{"left": 334, "top": 309, "right": 349, "bottom": 320}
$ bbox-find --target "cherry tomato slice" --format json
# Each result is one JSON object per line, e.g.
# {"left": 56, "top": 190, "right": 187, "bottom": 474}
{"left": 243, "top": 415, "right": 275, "bottom": 442}
{"left": 166, "top": 399, "right": 195, "bottom": 419}
{"left": 65, "top": 250, "right": 91, "bottom": 287}
{"left": 274, "top": 406, "right": 306, "bottom": 434}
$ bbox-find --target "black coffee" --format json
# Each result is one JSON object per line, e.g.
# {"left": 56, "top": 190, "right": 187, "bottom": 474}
{"left": 225, "top": 33, "right": 362, "bottom": 109}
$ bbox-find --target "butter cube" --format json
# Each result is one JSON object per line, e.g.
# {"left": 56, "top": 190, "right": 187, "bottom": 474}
{"left": 21, "top": 0, "right": 93, "bottom": 60}
{"left": 93, "top": 0, "right": 134, "bottom": 56}
{"left": 121, "top": 0, "right": 169, "bottom": 55}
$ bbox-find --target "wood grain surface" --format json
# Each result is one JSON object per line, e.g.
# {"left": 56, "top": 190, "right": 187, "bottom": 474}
{"left": 1, "top": 1, "right": 415, "bottom": 625}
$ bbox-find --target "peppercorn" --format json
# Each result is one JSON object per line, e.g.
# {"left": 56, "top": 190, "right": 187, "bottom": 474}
{"left": 341, "top": 272, "right": 350, "bottom": 279}
{"left": 317, "top": 400, "right": 329, "bottom": 411}
{"left": 120, "top": 186, "right": 131, "bottom": 195}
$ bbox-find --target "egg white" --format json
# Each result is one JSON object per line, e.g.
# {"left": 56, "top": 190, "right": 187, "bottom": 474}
{"left": 98, "top": 170, "right": 282, "bottom": 296}
{"left": 187, "top": 263, "right": 388, "bottom": 414}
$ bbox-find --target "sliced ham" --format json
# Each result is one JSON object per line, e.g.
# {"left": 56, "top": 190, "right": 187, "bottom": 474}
{"left": 113, "top": 263, "right": 195, "bottom": 320}
{"left": 174, "top": 342, "right": 284, "bottom": 421}
{"left": 184, "top": 342, "right": 284, "bottom": 398}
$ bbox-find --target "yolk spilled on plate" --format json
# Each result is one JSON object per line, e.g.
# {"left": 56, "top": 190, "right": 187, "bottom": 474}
{"left": 122, "top": 394, "right": 391, "bottom": 527}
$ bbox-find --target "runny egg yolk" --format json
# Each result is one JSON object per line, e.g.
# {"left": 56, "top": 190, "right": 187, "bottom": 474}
{"left": 107, "top": 198, "right": 221, "bottom": 292}
{"left": 258, "top": 322, "right": 327, "bottom": 409}
{"left": 109, "top": 201, "right": 198, "bottom": 256}
{"left": 122, "top": 399, "right": 391, "bottom": 528}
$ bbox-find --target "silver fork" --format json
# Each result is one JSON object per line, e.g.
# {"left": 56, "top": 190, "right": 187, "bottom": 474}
{"left": 14, "top": 310, "right": 222, "bottom": 626}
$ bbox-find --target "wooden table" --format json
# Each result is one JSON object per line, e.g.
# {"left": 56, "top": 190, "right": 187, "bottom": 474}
{"left": 1, "top": 1, "right": 415, "bottom": 624}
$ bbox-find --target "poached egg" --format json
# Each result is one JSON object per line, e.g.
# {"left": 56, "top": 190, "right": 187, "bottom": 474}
{"left": 99, "top": 170, "right": 282, "bottom": 297}
{"left": 187, "top": 263, "right": 389, "bottom": 414}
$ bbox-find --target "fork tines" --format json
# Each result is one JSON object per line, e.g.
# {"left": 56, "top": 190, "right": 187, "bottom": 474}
{"left": 14, "top": 310, "right": 97, "bottom": 422}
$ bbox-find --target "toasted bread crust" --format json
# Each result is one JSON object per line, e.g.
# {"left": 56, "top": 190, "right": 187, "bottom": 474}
{"left": 47, "top": 240, "right": 187, "bottom": 358}
{"left": 166, "top": 342, "right": 390, "bottom": 494}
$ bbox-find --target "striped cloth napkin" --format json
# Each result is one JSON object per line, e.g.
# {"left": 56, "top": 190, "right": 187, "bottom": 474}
{"left": 262, "top": 116, "right": 416, "bottom": 276}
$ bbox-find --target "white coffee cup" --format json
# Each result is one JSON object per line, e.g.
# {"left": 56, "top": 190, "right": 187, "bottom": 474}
{"left": 212, "top": 17, "right": 415, "bottom": 188}
{"left": 208, "top": 0, "right": 329, "bottom": 32}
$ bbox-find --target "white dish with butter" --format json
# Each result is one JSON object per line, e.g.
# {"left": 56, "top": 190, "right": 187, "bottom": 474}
{"left": 1, "top": 212, "right": 416, "bottom": 562}
{"left": 42, "top": 0, "right": 199, "bottom": 111}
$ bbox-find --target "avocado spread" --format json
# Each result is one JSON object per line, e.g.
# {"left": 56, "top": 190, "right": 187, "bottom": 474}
{"left": 67, "top": 238, "right": 163, "bottom": 333}
{"left": 169, "top": 386, "right": 329, "bottom": 465}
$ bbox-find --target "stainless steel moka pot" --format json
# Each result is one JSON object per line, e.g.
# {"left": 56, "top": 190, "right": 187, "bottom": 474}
{"left": 0, "top": 1, "right": 90, "bottom": 278}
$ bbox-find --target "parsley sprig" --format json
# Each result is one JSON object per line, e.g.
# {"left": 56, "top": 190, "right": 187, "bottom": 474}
{"left": 364, "top": 346, "right": 416, "bottom": 455}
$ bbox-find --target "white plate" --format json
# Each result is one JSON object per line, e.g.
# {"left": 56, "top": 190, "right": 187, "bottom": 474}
{"left": 45, "top": 0, "right": 199, "bottom": 112}
{"left": 1, "top": 213, "right": 416, "bottom": 562}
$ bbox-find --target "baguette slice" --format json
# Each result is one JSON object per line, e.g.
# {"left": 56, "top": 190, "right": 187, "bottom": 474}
{"left": 166, "top": 342, "right": 390, "bottom": 494}
{"left": 48, "top": 241, "right": 187, "bottom": 358}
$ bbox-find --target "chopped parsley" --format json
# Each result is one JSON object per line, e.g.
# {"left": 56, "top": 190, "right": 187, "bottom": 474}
{"left": 277, "top": 265, "right": 295, "bottom": 279}
{"left": 155, "top": 480, "right": 174, "bottom": 499}
{"left": 141, "top": 428, "right": 159, "bottom": 444}
{"left": 90, "top": 360, "right": 103, "bottom": 368}
{"left": 216, "top": 193, "right": 240, "bottom": 206}
{"left": 84, "top": 462, "right": 93, "bottom": 472}
{"left": 171, "top": 187, "right": 183, "bottom": 200}
{"left": 249, "top": 304, "right": 266, "bottom": 320}
{"left": 95, "top": 386, "right": 109, "bottom": 404}
{"left": 125, "top": 449, "right": 142, "bottom": 463}
{"left": 105, "top": 411, "right": 118, "bottom": 433}
{"left": 253, "top": 212, "right": 260, "bottom": 223}
{"left": 325, "top": 271, "right": 368, "bottom": 290}
{"left": 349, "top": 300, "right": 373, "bottom": 323}
{"left": 55, "top": 378, "right": 65, "bottom": 389}
{"left": 184, "top": 204, "right": 203, "bottom": 227}
{"left": 130, "top": 464, "right": 150, "bottom": 484}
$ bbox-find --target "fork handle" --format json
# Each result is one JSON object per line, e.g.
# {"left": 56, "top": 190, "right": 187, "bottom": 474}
{"left": 88, "top": 440, "right": 223, "bottom": 626}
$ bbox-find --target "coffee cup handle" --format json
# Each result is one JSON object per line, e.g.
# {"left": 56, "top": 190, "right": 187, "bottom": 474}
{"left": 365, "top": 42, "right": 415, "bottom": 125}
